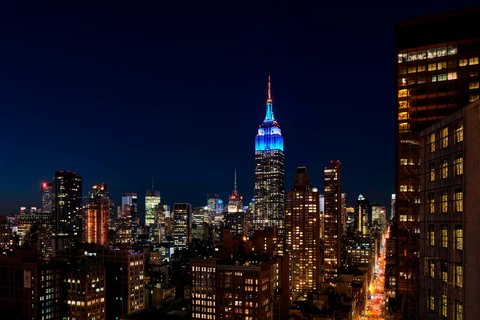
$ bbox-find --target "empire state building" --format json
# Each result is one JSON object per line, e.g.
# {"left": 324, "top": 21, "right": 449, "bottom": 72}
{"left": 253, "top": 76, "right": 285, "bottom": 233}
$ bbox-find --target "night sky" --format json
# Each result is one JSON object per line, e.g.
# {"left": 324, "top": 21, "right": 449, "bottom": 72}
{"left": 0, "top": 1, "right": 477, "bottom": 216}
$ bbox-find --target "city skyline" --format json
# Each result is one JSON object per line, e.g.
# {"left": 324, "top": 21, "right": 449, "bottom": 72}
{"left": 1, "top": 1, "right": 477, "bottom": 214}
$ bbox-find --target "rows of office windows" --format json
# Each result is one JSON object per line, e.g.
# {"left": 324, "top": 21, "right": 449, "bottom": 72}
{"left": 398, "top": 46, "right": 458, "bottom": 63}
{"left": 427, "top": 224, "right": 463, "bottom": 250}
{"left": 428, "top": 295, "right": 463, "bottom": 319}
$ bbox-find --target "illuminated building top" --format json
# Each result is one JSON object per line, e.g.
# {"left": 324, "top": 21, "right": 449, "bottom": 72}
{"left": 255, "top": 76, "right": 284, "bottom": 152}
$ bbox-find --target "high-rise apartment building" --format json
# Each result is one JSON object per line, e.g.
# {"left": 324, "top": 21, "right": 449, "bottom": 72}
{"left": 253, "top": 76, "right": 285, "bottom": 234}
{"left": 393, "top": 9, "right": 480, "bottom": 317}
{"left": 52, "top": 170, "right": 83, "bottom": 247}
{"left": 85, "top": 183, "right": 109, "bottom": 246}
{"left": 65, "top": 254, "right": 105, "bottom": 320}
{"left": 120, "top": 192, "right": 138, "bottom": 240}
{"left": 173, "top": 203, "right": 192, "bottom": 251}
{"left": 285, "top": 167, "right": 321, "bottom": 295}
{"left": 419, "top": 100, "right": 480, "bottom": 319}
{"left": 323, "top": 160, "right": 342, "bottom": 279}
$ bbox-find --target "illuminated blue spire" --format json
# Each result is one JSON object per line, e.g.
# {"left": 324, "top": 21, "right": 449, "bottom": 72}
{"left": 255, "top": 75, "right": 284, "bottom": 152}
{"left": 265, "top": 75, "right": 275, "bottom": 122}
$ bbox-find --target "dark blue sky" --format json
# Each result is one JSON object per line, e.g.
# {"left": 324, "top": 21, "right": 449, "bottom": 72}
{"left": 0, "top": 1, "right": 477, "bottom": 215}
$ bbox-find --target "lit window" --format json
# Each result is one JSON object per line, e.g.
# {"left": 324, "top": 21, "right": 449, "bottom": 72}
{"left": 399, "top": 100, "right": 408, "bottom": 109}
{"left": 456, "top": 301, "right": 463, "bottom": 320}
{"left": 430, "top": 295, "right": 435, "bottom": 311}
{"left": 459, "top": 59, "right": 468, "bottom": 67}
{"left": 448, "top": 72, "right": 457, "bottom": 80}
{"left": 399, "top": 122, "right": 409, "bottom": 132}
{"left": 441, "top": 127, "right": 448, "bottom": 148}
{"left": 455, "top": 265, "right": 463, "bottom": 287}
{"left": 455, "top": 226, "right": 463, "bottom": 250}
{"left": 455, "top": 122, "right": 463, "bottom": 143}
{"left": 441, "top": 160, "right": 448, "bottom": 179}
{"left": 442, "top": 294, "right": 447, "bottom": 317}
{"left": 429, "top": 193, "right": 435, "bottom": 214}
{"left": 429, "top": 262, "right": 435, "bottom": 278}
{"left": 432, "top": 75, "right": 437, "bottom": 82}
{"left": 429, "top": 163, "right": 436, "bottom": 182}
{"left": 469, "top": 81, "right": 479, "bottom": 89}
{"left": 455, "top": 189, "right": 463, "bottom": 212}
{"left": 398, "top": 89, "right": 408, "bottom": 97}
{"left": 469, "top": 57, "right": 479, "bottom": 65}
{"left": 429, "top": 225, "right": 435, "bottom": 246}
{"left": 455, "top": 155, "right": 463, "bottom": 175}
{"left": 398, "top": 112, "right": 408, "bottom": 120}
{"left": 441, "top": 261, "right": 448, "bottom": 283}
{"left": 441, "top": 191, "right": 448, "bottom": 213}
{"left": 437, "top": 61, "right": 447, "bottom": 70}
{"left": 408, "top": 67, "right": 416, "bottom": 73}
{"left": 438, "top": 73, "right": 447, "bottom": 81}
{"left": 469, "top": 94, "right": 479, "bottom": 102}
{"left": 430, "top": 133, "right": 436, "bottom": 152}
{"left": 428, "top": 63, "right": 437, "bottom": 71}
{"left": 417, "top": 65, "right": 426, "bottom": 72}
{"left": 441, "top": 225, "right": 448, "bottom": 248}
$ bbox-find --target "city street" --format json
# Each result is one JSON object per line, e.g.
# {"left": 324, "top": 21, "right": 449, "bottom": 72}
{"left": 362, "top": 230, "right": 388, "bottom": 320}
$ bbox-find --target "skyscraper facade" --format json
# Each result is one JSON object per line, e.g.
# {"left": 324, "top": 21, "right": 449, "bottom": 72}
{"left": 419, "top": 100, "right": 480, "bottom": 320}
{"left": 253, "top": 76, "right": 285, "bottom": 234}
{"left": 145, "top": 190, "right": 161, "bottom": 241}
{"left": 393, "top": 9, "right": 480, "bottom": 317}
{"left": 52, "top": 170, "right": 83, "bottom": 246}
{"left": 41, "top": 181, "right": 53, "bottom": 214}
{"left": 285, "top": 167, "right": 321, "bottom": 295}
{"left": 121, "top": 192, "right": 138, "bottom": 240}
{"left": 354, "top": 194, "right": 371, "bottom": 236}
{"left": 173, "top": 203, "right": 192, "bottom": 251}
{"left": 85, "top": 183, "right": 109, "bottom": 245}
{"left": 323, "top": 160, "right": 342, "bottom": 279}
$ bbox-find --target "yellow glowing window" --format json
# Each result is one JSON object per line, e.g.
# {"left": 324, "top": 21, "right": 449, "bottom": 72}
{"left": 428, "top": 63, "right": 437, "bottom": 71}
{"left": 398, "top": 112, "right": 408, "bottom": 120}
{"left": 437, "top": 61, "right": 447, "bottom": 70}
{"left": 456, "top": 302, "right": 463, "bottom": 320}
{"left": 399, "top": 122, "right": 409, "bottom": 132}
{"left": 430, "top": 296, "right": 435, "bottom": 311}
{"left": 469, "top": 57, "right": 479, "bottom": 65}
{"left": 455, "top": 122, "right": 463, "bottom": 143}
{"left": 448, "top": 72, "right": 458, "bottom": 80}
{"left": 441, "top": 225, "right": 448, "bottom": 248}
{"left": 455, "top": 226, "right": 463, "bottom": 250}
{"left": 455, "top": 190, "right": 463, "bottom": 212}
{"left": 441, "top": 127, "right": 448, "bottom": 148}
{"left": 469, "top": 94, "right": 479, "bottom": 102}
{"left": 429, "top": 262, "right": 435, "bottom": 278}
{"left": 455, "top": 265, "right": 463, "bottom": 287}
{"left": 429, "top": 225, "right": 435, "bottom": 246}
{"left": 459, "top": 59, "right": 468, "bottom": 66}
{"left": 441, "top": 191, "right": 448, "bottom": 213}
{"left": 441, "top": 160, "right": 448, "bottom": 179}
{"left": 442, "top": 295, "right": 447, "bottom": 317}
{"left": 398, "top": 89, "right": 408, "bottom": 97}
{"left": 408, "top": 67, "right": 416, "bottom": 73}
{"left": 455, "top": 156, "right": 463, "bottom": 175}
{"left": 399, "top": 100, "right": 409, "bottom": 109}
{"left": 429, "top": 193, "right": 435, "bottom": 214}
{"left": 469, "top": 81, "right": 479, "bottom": 89}
{"left": 429, "top": 164, "right": 435, "bottom": 182}
{"left": 429, "top": 133, "right": 436, "bottom": 152}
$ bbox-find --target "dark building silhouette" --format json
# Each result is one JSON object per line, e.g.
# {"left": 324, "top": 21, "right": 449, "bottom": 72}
{"left": 53, "top": 170, "right": 83, "bottom": 249}
{"left": 323, "top": 160, "right": 342, "bottom": 279}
